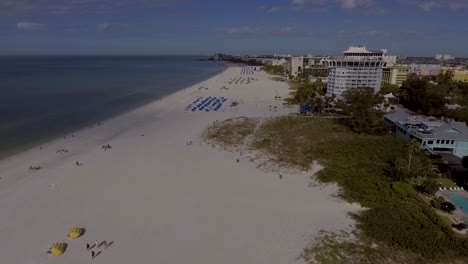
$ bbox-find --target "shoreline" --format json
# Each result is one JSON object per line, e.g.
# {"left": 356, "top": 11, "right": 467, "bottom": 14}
{"left": 0, "top": 61, "right": 228, "bottom": 162}
{"left": 0, "top": 65, "right": 359, "bottom": 264}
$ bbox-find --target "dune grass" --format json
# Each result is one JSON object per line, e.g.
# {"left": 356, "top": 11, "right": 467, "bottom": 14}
{"left": 202, "top": 117, "right": 258, "bottom": 149}
{"left": 204, "top": 116, "right": 468, "bottom": 263}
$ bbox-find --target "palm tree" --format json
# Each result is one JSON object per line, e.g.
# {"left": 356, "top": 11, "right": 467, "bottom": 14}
{"left": 407, "top": 139, "right": 420, "bottom": 172}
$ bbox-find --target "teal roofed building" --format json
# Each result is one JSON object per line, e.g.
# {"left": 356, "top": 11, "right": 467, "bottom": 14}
{"left": 384, "top": 109, "right": 468, "bottom": 158}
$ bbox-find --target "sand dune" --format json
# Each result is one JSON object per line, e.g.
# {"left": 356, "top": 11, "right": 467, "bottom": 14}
{"left": 0, "top": 66, "right": 359, "bottom": 264}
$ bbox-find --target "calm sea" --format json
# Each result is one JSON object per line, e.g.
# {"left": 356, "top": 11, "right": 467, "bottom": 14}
{"left": 0, "top": 56, "right": 225, "bottom": 158}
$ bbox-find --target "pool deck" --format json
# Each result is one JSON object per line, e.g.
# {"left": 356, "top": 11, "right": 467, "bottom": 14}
{"left": 435, "top": 190, "right": 468, "bottom": 233}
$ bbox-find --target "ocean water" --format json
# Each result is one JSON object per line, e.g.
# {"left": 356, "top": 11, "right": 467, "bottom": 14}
{"left": 0, "top": 56, "right": 225, "bottom": 158}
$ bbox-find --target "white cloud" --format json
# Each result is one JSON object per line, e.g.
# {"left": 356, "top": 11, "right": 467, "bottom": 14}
{"left": 419, "top": 1, "right": 439, "bottom": 11}
{"left": 97, "top": 23, "right": 111, "bottom": 31}
{"left": 267, "top": 6, "right": 281, "bottom": 13}
{"left": 16, "top": 22, "right": 47, "bottom": 30}
{"left": 224, "top": 26, "right": 257, "bottom": 35}
{"left": 291, "top": 0, "right": 374, "bottom": 10}
{"left": 405, "top": 0, "right": 468, "bottom": 11}
{"left": 340, "top": 0, "right": 373, "bottom": 9}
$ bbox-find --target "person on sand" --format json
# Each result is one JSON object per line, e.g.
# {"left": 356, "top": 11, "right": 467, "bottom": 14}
{"left": 94, "top": 240, "right": 99, "bottom": 247}
{"left": 91, "top": 251, "right": 95, "bottom": 259}
{"left": 237, "top": 158, "right": 239, "bottom": 163}
{"left": 76, "top": 161, "right": 79, "bottom": 166}
{"left": 86, "top": 243, "right": 90, "bottom": 250}
{"left": 279, "top": 175, "right": 283, "bottom": 180}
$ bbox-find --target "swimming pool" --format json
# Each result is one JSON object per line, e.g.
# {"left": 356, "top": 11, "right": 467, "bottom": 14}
{"left": 449, "top": 195, "right": 468, "bottom": 213}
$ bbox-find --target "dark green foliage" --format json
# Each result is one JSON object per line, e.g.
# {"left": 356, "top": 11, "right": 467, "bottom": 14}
{"left": 339, "top": 87, "right": 388, "bottom": 135}
{"left": 419, "top": 179, "right": 440, "bottom": 195}
{"left": 462, "top": 156, "right": 468, "bottom": 169}
{"left": 263, "top": 65, "right": 284, "bottom": 75}
{"left": 355, "top": 204, "right": 459, "bottom": 260}
{"left": 399, "top": 74, "right": 448, "bottom": 116}
{"left": 251, "top": 117, "right": 468, "bottom": 261}
{"left": 453, "top": 223, "right": 467, "bottom": 231}
{"left": 441, "top": 202, "right": 457, "bottom": 213}
{"left": 430, "top": 196, "right": 445, "bottom": 210}
{"left": 379, "top": 83, "right": 400, "bottom": 96}
{"left": 290, "top": 81, "right": 326, "bottom": 107}
{"left": 392, "top": 182, "right": 417, "bottom": 199}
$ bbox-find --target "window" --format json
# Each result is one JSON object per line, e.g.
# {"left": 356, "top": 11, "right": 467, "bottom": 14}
{"left": 436, "top": 140, "right": 440, "bottom": 144}
{"left": 441, "top": 140, "right": 445, "bottom": 144}
{"left": 428, "top": 140, "right": 433, "bottom": 144}
{"left": 451, "top": 140, "right": 455, "bottom": 144}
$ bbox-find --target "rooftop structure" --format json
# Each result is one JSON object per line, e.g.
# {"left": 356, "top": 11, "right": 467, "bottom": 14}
{"left": 326, "top": 46, "right": 388, "bottom": 96}
{"left": 384, "top": 109, "right": 468, "bottom": 158}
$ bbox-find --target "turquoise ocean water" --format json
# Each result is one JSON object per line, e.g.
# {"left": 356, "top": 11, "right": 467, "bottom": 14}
{"left": 0, "top": 56, "right": 225, "bottom": 158}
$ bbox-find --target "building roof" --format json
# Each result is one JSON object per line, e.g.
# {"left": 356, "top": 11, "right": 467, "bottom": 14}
{"left": 385, "top": 109, "right": 468, "bottom": 141}
{"left": 343, "top": 46, "right": 372, "bottom": 54}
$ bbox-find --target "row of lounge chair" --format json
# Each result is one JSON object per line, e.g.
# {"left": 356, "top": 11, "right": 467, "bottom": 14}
{"left": 439, "top": 186, "right": 466, "bottom": 192}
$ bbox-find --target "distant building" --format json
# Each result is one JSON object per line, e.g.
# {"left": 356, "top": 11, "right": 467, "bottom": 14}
{"left": 382, "top": 65, "right": 410, "bottom": 87}
{"left": 442, "top": 70, "right": 468, "bottom": 83}
{"left": 325, "top": 46, "right": 388, "bottom": 96}
{"left": 435, "top": 54, "right": 455, "bottom": 60}
{"left": 286, "top": 55, "right": 329, "bottom": 78}
{"left": 383, "top": 55, "right": 398, "bottom": 66}
{"left": 384, "top": 109, "right": 468, "bottom": 158}
{"left": 409, "top": 64, "right": 446, "bottom": 76}
{"left": 271, "top": 58, "right": 287, "bottom": 66}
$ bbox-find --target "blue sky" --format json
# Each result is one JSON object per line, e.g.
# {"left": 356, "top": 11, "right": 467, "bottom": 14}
{"left": 1, "top": 0, "right": 467, "bottom": 56}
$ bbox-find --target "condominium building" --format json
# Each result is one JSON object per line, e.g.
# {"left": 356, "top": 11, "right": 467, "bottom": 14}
{"left": 287, "top": 55, "right": 329, "bottom": 78}
{"left": 326, "top": 46, "right": 388, "bottom": 96}
{"left": 384, "top": 109, "right": 468, "bottom": 158}
{"left": 441, "top": 70, "right": 468, "bottom": 83}
{"left": 382, "top": 65, "right": 410, "bottom": 87}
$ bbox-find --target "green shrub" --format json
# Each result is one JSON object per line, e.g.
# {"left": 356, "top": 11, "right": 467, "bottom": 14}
{"left": 392, "top": 182, "right": 417, "bottom": 199}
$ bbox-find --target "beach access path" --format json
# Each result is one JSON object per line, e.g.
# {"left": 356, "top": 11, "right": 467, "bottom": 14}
{"left": 0, "top": 66, "right": 359, "bottom": 264}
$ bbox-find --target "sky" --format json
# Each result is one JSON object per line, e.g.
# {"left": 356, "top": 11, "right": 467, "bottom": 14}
{"left": 0, "top": 0, "right": 467, "bottom": 56}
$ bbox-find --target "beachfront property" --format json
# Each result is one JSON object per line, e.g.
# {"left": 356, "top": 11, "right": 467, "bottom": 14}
{"left": 384, "top": 109, "right": 468, "bottom": 158}
{"left": 325, "top": 46, "right": 388, "bottom": 96}
{"left": 286, "top": 55, "right": 329, "bottom": 79}
{"left": 382, "top": 65, "right": 410, "bottom": 87}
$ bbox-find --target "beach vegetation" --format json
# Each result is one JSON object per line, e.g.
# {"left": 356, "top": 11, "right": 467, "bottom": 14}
{"left": 202, "top": 117, "right": 258, "bottom": 149}
{"left": 338, "top": 87, "right": 388, "bottom": 135}
{"left": 205, "top": 116, "right": 468, "bottom": 262}
{"left": 263, "top": 65, "right": 285, "bottom": 75}
{"left": 462, "top": 156, "right": 468, "bottom": 169}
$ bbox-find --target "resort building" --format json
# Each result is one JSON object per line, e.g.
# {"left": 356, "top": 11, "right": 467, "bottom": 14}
{"left": 325, "top": 46, "right": 388, "bottom": 96}
{"left": 384, "top": 109, "right": 468, "bottom": 158}
{"left": 286, "top": 55, "right": 329, "bottom": 79}
{"left": 441, "top": 70, "right": 468, "bottom": 83}
{"left": 382, "top": 65, "right": 410, "bottom": 87}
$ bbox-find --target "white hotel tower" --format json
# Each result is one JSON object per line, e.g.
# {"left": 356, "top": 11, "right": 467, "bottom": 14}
{"left": 326, "top": 46, "right": 388, "bottom": 96}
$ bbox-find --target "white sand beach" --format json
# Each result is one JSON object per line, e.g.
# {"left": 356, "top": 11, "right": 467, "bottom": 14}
{"left": 0, "top": 66, "right": 360, "bottom": 264}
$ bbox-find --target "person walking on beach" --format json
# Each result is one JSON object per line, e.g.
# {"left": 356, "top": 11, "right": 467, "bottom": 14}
{"left": 94, "top": 240, "right": 99, "bottom": 248}
{"left": 91, "top": 251, "right": 95, "bottom": 259}
{"left": 86, "top": 243, "right": 90, "bottom": 250}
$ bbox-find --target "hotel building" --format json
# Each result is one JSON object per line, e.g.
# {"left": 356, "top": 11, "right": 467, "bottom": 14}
{"left": 382, "top": 65, "right": 410, "bottom": 87}
{"left": 287, "top": 55, "right": 329, "bottom": 79}
{"left": 326, "top": 46, "right": 388, "bottom": 96}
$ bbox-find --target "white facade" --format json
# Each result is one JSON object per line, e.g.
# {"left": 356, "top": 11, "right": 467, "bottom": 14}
{"left": 326, "top": 46, "right": 387, "bottom": 96}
